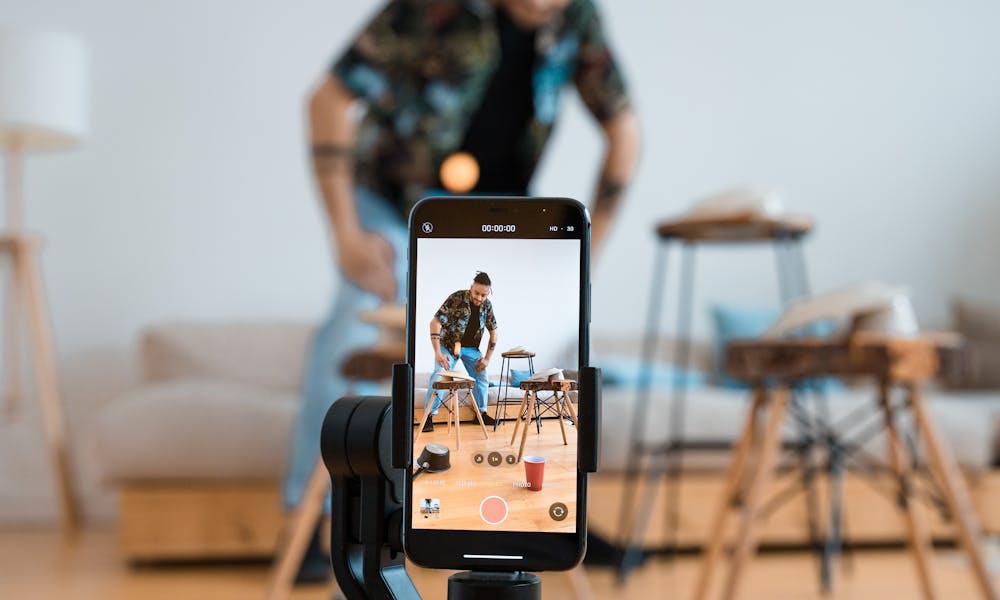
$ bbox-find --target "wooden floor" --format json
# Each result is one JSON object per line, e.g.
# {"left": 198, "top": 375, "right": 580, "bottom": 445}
{"left": 412, "top": 414, "right": 577, "bottom": 532}
{"left": 3, "top": 526, "right": 999, "bottom": 599}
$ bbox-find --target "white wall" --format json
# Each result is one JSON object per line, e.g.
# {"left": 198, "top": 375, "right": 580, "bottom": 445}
{"left": 2, "top": 0, "right": 999, "bottom": 522}
{"left": 414, "top": 238, "right": 581, "bottom": 380}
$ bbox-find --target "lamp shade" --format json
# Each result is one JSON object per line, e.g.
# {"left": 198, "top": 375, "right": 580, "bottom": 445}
{"left": 0, "top": 28, "right": 89, "bottom": 150}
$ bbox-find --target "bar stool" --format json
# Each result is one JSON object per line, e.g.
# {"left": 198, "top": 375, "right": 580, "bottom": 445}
{"left": 617, "top": 211, "right": 816, "bottom": 580}
{"left": 415, "top": 379, "right": 489, "bottom": 451}
{"left": 510, "top": 379, "right": 578, "bottom": 463}
{"left": 495, "top": 350, "right": 535, "bottom": 430}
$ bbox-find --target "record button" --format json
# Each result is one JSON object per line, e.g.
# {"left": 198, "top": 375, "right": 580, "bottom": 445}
{"left": 480, "top": 496, "right": 509, "bottom": 525}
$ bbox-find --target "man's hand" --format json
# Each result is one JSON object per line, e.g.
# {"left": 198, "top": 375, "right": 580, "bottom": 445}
{"left": 338, "top": 230, "right": 396, "bottom": 302}
{"left": 591, "top": 109, "right": 641, "bottom": 255}
{"left": 435, "top": 351, "right": 450, "bottom": 370}
{"left": 476, "top": 357, "right": 490, "bottom": 372}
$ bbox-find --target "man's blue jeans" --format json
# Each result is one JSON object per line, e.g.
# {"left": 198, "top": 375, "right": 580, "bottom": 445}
{"left": 282, "top": 187, "right": 407, "bottom": 509}
{"left": 424, "top": 347, "right": 490, "bottom": 414}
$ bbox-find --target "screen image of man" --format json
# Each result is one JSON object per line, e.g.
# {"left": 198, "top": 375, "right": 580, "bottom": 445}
{"left": 424, "top": 271, "right": 499, "bottom": 433}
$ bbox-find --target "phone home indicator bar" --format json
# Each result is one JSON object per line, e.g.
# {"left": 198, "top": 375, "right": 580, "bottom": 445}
{"left": 463, "top": 554, "right": 524, "bottom": 560}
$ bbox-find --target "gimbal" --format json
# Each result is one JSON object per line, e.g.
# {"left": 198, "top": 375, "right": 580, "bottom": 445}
{"left": 319, "top": 364, "right": 600, "bottom": 599}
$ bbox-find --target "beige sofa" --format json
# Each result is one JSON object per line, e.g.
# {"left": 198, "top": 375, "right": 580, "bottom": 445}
{"left": 95, "top": 323, "right": 310, "bottom": 561}
{"left": 95, "top": 323, "right": 1000, "bottom": 561}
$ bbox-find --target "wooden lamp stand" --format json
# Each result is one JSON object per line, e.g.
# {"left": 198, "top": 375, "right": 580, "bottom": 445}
{"left": 2, "top": 139, "right": 81, "bottom": 532}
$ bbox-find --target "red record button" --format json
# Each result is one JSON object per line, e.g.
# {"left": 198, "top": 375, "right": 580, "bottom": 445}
{"left": 479, "top": 495, "right": 508, "bottom": 525}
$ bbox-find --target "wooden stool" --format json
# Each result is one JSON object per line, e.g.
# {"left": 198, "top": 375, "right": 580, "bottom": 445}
{"left": 692, "top": 333, "right": 998, "bottom": 600}
{"left": 415, "top": 379, "right": 489, "bottom": 451}
{"left": 619, "top": 212, "right": 816, "bottom": 580}
{"left": 510, "top": 379, "right": 578, "bottom": 463}
{"left": 266, "top": 347, "right": 400, "bottom": 600}
{"left": 495, "top": 350, "right": 536, "bottom": 429}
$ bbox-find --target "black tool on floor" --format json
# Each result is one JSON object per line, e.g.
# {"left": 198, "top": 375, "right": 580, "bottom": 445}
{"left": 412, "top": 443, "right": 451, "bottom": 480}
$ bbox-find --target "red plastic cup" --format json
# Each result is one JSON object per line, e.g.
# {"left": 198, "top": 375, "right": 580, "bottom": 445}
{"left": 523, "top": 455, "right": 546, "bottom": 492}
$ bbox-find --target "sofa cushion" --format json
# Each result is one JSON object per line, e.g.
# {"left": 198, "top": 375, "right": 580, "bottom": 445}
{"left": 141, "top": 322, "right": 312, "bottom": 391}
{"left": 952, "top": 297, "right": 1000, "bottom": 389}
{"left": 95, "top": 378, "right": 298, "bottom": 481}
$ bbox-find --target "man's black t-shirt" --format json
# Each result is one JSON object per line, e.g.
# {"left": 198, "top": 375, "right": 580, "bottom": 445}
{"left": 457, "top": 8, "right": 537, "bottom": 195}
{"left": 461, "top": 303, "right": 481, "bottom": 348}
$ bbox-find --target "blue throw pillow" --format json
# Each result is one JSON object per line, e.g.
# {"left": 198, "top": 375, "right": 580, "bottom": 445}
{"left": 510, "top": 369, "right": 532, "bottom": 387}
{"left": 711, "top": 305, "right": 779, "bottom": 389}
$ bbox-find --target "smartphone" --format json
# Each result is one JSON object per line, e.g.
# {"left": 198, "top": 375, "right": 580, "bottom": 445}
{"left": 403, "top": 196, "right": 590, "bottom": 571}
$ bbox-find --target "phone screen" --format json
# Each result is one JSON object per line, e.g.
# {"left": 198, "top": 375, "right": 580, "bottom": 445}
{"left": 409, "top": 198, "right": 585, "bottom": 537}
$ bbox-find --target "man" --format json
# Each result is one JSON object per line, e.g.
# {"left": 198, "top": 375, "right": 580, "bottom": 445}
{"left": 285, "top": 0, "right": 640, "bottom": 581}
{"left": 424, "top": 272, "right": 498, "bottom": 433}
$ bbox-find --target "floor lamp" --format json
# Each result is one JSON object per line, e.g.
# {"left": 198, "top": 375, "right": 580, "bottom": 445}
{"left": 0, "top": 29, "right": 89, "bottom": 531}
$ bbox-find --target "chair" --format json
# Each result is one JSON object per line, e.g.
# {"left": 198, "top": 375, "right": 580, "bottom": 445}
{"left": 494, "top": 350, "right": 535, "bottom": 430}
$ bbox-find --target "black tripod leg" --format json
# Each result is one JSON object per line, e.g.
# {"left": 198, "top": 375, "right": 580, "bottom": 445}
{"left": 616, "top": 239, "right": 670, "bottom": 581}
{"left": 494, "top": 356, "right": 507, "bottom": 432}
{"left": 664, "top": 243, "right": 696, "bottom": 556}
{"left": 822, "top": 434, "right": 845, "bottom": 593}
{"left": 791, "top": 393, "right": 825, "bottom": 589}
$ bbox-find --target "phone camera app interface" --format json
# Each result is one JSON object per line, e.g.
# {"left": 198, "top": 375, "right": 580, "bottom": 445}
{"left": 412, "top": 236, "right": 580, "bottom": 533}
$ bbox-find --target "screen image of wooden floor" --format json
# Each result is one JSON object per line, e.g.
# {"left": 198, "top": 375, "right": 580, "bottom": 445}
{"left": 412, "top": 414, "right": 577, "bottom": 533}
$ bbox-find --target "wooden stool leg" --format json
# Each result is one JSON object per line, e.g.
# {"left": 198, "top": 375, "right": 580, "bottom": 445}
{"left": 692, "top": 387, "right": 765, "bottom": 600}
{"left": 510, "top": 392, "right": 529, "bottom": 445}
{"left": 3, "top": 260, "right": 21, "bottom": 419}
{"left": 453, "top": 390, "right": 461, "bottom": 451}
{"left": 517, "top": 391, "right": 535, "bottom": 462}
{"left": 447, "top": 390, "right": 453, "bottom": 436}
{"left": 563, "top": 390, "right": 578, "bottom": 427}
{"left": 415, "top": 395, "right": 436, "bottom": 445}
{"left": 266, "top": 458, "right": 330, "bottom": 600}
{"left": 879, "top": 381, "right": 937, "bottom": 600}
{"left": 721, "top": 386, "right": 790, "bottom": 600}
{"left": 469, "top": 392, "right": 490, "bottom": 440}
{"left": 908, "top": 382, "right": 999, "bottom": 600}
{"left": 15, "top": 243, "right": 80, "bottom": 532}
{"left": 565, "top": 564, "right": 595, "bottom": 600}
{"left": 555, "top": 391, "right": 568, "bottom": 445}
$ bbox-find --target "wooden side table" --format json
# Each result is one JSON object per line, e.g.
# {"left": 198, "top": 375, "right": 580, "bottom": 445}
{"left": 415, "top": 379, "right": 489, "bottom": 451}
{"left": 510, "top": 379, "right": 578, "bottom": 463}
{"left": 692, "top": 333, "right": 997, "bottom": 600}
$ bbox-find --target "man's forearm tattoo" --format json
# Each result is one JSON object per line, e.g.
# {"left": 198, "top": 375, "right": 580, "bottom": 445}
{"left": 596, "top": 177, "right": 626, "bottom": 212}
{"left": 488, "top": 342, "right": 497, "bottom": 350}
{"left": 312, "top": 143, "right": 353, "bottom": 175}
